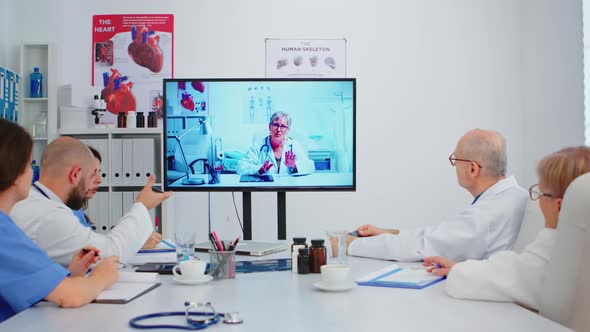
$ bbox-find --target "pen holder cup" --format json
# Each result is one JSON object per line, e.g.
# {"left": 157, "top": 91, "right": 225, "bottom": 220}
{"left": 209, "top": 250, "right": 236, "bottom": 280}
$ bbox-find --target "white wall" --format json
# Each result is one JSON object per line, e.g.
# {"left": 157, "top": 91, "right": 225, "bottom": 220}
{"left": 0, "top": 1, "right": 22, "bottom": 70}
{"left": 6, "top": 0, "right": 584, "bottom": 242}
{"left": 521, "top": 0, "right": 585, "bottom": 187}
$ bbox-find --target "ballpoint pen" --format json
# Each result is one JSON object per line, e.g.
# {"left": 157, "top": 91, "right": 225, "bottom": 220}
{"left": 117, "top": 261, "right": 134, "bottom": 268}
{"left": 417, "top": 250, "right": 442, "bottom": 269}
{"left": 228, "top": 237, "right": 240, "bottom": 251}
{"left": 82, "top": 248, "right": 99, "bottom": 256}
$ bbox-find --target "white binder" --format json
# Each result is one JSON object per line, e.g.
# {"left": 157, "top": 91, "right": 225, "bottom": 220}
{"left": 111, "top": 139, "right": 123, "bottom": 185}
{"left": 122, "top": 139, "right": 134, "bottom": 185}
{"left": 82, "top": 139, "right": 109, "bottom": 185}
{"left": 110, "top": 191, "right": 123, "bottom": 229}
{"left": 86, "top": 194, "right": 99, "bottom": 232}
{"left": 135, "top": 138, "right": 155, "bottom": 184}
{"left": 96, "top": 192, "right": 110, "bottom": 234}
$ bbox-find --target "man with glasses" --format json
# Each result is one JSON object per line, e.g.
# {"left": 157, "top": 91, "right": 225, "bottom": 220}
{"left": 237, "top": 111, "right": 315, "bottom": 176}
{"left": 347, "top": 129, "right": 528, "bottom": 261}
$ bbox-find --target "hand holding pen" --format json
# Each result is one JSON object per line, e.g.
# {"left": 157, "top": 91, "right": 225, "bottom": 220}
{"left": 69, "top": 247, "right": 101, "bottom": 277}
{"left": 81, "top": 248, "right": 132, "bottom": 269}
{"left": 421, "top": 255, "right": 457, "bottom": 277}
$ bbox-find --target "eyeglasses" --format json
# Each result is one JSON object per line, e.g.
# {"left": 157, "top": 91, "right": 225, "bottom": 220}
{"left": 528, "top": 184, "right": 558, "bottom": 201}
{"left": 271, "top": 123, "right": 289, "bottom": 131}
{"left": 448, "top": 153, "right": 483, "bottom": 168}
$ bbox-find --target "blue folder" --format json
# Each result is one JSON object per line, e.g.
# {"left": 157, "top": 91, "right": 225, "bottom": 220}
{"left": 355, "top": 265, "right": 446, "bottom": 289}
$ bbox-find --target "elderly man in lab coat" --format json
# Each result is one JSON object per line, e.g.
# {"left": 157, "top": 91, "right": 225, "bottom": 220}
{"left": 347, "top": 129, "right": 528, "bottom": 262}
{"left": 10, "top": 137, "right": 172, "bottom": 266}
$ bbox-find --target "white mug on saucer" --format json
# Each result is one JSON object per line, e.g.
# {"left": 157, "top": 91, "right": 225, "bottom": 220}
{"left": 173, "top": 260, "right": 207, "bottom": 280}
{"left": 320, "top": 264, "right": 350, "bottom": 284}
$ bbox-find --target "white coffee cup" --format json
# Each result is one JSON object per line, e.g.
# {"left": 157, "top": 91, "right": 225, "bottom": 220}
{"left": 173, "top": 260, "right": 207, "bottom": 280}
{"left": 320, "top": 264, "right": 350, "bottom": 284}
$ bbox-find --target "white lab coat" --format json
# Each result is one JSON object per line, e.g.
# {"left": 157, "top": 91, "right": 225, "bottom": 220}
{"left": 348, "top": 176, "right": 528, "bottom": 261}
{"left": 237, "top": 136, "right": 315, "bottom": 176}
{"left": 10, "top": 182, "right": 153, "bottom": 266}
{"left": 445, "top": 228, "right": 556, "bottom": 310}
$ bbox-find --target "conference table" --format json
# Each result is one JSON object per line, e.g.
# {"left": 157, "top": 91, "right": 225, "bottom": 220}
{"left": 1, "top": 253, "right": 571, "bottom": 332}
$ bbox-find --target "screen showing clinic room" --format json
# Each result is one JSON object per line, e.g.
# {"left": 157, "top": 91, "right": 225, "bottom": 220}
{"left": 163, "top": 78, "right": 356, "bottom": 191}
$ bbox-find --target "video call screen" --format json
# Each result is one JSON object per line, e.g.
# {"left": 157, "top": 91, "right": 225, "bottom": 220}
{"left": 163, "top": 78, "right": 355, "bottom": 191}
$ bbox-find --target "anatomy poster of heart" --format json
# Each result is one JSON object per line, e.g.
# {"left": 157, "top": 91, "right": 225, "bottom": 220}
{"left": 92, "top": 14, "right": 173, "bottom": 125}
{"left": 265, "top": 38, "right": 346, "bottom": 78}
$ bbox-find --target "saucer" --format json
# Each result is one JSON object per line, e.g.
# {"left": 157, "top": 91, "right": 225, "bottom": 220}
{"left": 313, "top": 280, "right": 355, "bottom": 292}
{"left": 173, "top": 275, "right": 213, "bottom": 285}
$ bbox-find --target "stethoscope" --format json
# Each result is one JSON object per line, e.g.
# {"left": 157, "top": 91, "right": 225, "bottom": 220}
{"left": 129, "top": 302, "right": 243, "bottom": 330}
{"left": 259, "top": 136, "right": 293, "bottom": 161}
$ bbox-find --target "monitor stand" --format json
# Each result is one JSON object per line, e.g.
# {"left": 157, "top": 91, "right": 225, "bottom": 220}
{"left": 242, "top": 192, "right": 287, "bottom": 241}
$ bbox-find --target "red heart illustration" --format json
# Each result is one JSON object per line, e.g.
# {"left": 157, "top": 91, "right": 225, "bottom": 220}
{"left": 101, "top": 69, "right": 136, "bottom": 114}
{"left": 128, "top": 26, "right": 163, "bottom": 73}
{"left": 180, "top": 91, "right": 195, "bottom": 111}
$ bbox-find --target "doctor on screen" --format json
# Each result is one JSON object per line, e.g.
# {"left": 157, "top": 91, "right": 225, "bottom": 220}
{"left": 237, "top": 112, "right": 315, "bottom": 176}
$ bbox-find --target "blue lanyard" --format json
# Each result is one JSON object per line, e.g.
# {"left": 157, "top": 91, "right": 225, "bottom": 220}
{"left": 32, "top": 183, "right": 50, "bottom": 200}
{"left": 472, "top": 192, "right": 484, "bottom": 205}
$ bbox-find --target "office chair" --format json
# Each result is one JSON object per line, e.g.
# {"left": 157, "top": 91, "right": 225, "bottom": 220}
{"left": 539, "top": 173, "right": 590, "bottom": 330}
{"left": 569, "top": 227, "right": 590, "bottom": 332}
{"left": 512, "top": 199, "right": 544, "bottom": 253}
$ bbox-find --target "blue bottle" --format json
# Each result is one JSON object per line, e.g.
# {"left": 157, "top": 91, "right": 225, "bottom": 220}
{"left": 31, "top": 160, "right": 40, "bottom": 183}
{"left": 30, "top": 67, "right": 43, "bottom": 98}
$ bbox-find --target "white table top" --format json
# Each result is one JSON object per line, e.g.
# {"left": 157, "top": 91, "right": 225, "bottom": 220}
{"left": 1, "top": 255, "right": 571, "bottom": 332}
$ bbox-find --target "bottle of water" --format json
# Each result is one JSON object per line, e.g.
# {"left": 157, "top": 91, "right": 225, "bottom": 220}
{"left": 31, "top": 160, "right": 40, "bottom": 183}
{"left": 30, "top": 67, "right": 43, "bottom": 98}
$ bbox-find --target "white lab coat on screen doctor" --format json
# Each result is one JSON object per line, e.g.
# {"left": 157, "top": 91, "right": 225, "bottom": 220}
{"left": 237, "top": 136, "right": 315, "bottom": 175}
{"left": 10, "top": 182, "right": 153, "bottom": 266}
{"left": 348, "top": 176, "right": 528, "bottom": 262}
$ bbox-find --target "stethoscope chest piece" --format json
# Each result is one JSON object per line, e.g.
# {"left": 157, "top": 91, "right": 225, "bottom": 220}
{"left": 223, "top": 312, "right": 244, "bottom": 324}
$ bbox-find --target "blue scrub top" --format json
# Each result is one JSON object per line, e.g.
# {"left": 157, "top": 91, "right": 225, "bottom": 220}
{"left": 73, "top": 209, "right": 92, "bottom": 229}
{"left": 0, "top": 211, "right": 69, "bottom": 322}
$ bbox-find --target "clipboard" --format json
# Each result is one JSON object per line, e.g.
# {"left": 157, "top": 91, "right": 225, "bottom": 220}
{"left": 355, "top": 264, "right": 445, "bottom": 289}
{"left": 94, "top": 282, "right": 161, "bottom": 304}
{"left": 93, "top": 272, "right": 161, "bottom": 304}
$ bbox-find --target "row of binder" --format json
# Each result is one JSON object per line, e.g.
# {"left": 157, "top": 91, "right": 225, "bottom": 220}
{"left": 86, "top": 191, "right": 156, "bottom": 234}
{"left": 80, "top": 138, "right": 156, "bottom": 185}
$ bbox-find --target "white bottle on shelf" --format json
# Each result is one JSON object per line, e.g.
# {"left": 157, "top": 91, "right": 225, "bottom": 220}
{"left": 126, "top": 111, "right": 137, "bottom": 128}
{"left": 33, "top": 112, "right": 47, "bottom": 138}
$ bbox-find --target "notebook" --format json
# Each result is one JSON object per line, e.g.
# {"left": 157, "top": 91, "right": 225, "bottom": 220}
{"left": 355, "top": 264, "right": 445, "bottom": 289}
{"left": 194, "top": 240, "right": 289, "bottom": 256}
{"left": 137, "top": 240, "right": 175, "bottom": 254}
{"left": 136, "top": 258, "right": 292, "bottom": 274}
{"left": 94, "top": 271, "right": 161, "bottom": 304}
{"left": 239, "top": 174, "right": 274, "bottom": 182}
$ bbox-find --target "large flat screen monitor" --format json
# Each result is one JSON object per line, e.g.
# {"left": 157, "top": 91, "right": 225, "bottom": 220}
{"left": 163, "top": 78, "right": 355, "bottom": 191}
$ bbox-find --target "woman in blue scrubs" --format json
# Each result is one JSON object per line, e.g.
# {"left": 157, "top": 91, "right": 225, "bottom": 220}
{"left": 0, "top": 119, "right": 119, "bottom": 322}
